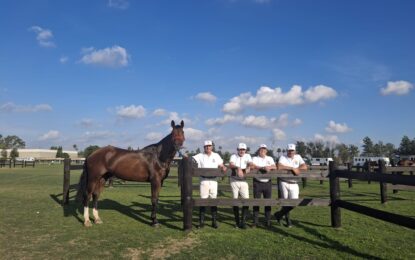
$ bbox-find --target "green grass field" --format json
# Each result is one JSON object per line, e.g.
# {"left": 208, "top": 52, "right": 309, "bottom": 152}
{"left": 1, "top": 165, "right": 414, "bottom": 259}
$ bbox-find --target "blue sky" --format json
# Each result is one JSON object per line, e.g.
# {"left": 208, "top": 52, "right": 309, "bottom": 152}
{"left": 0, "top": 0, "right": 414, "bottom": 153}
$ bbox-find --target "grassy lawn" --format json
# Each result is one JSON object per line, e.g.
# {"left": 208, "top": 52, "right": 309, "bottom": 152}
{"left": 0, "top": 165, "right": 414, "bottom": 259}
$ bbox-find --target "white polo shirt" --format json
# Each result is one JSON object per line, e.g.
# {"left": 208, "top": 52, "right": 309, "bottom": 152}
{"left": 193, "top": 152, "right": 223, "bottom": 179}
{"left": 230, "top": 153, "right": 252, "bottom": 181}
{"left": 252, "top": 155, "right": 275, "bottom": 182}
{"left": 278, "top": 154, "right": 305, "bottom": 183}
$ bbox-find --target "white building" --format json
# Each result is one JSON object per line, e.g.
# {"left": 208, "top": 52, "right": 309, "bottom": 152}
{"left": 5, "top": 149, "right": 80, "bottom": 160}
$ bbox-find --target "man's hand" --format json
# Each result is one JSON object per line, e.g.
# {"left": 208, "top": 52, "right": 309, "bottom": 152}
{"left": 292, "top": 168, "right": 301, "bottom": 175}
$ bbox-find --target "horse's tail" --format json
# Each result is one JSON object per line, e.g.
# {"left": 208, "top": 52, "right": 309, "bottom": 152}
{"left": 76, "top": 159, "right": 88, "bottom": 203}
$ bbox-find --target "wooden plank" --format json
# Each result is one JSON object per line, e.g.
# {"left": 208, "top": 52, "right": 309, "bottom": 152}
{"left": 337, "top": 200, "right": 415, "bottom": 230}
{"left": 193, "top": 168, "right": 326, "bottom": 178}
{"left": 385, "top": 166, "right": 415, "bottom": 173}
{"left": 387, "top": 184, "right": 415, "bottom": 191}
{"left": 69, "top": 165, "right": 84, "bottom": 170}
{"left": 192, "top": 198, "right": 330, "bottom": 207}
{"left": 333, "top": 170, "right": 415, "bottom": 185}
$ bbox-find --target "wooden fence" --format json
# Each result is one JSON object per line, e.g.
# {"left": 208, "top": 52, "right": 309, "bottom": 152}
{"left": 62, "top": 158, "right": 84, "bottom": 205}
{"left": 329, "top": 161, "right": 415, "bottom": 229}
{"left": 179, "top": 157, "right": 331, "bottom": 231}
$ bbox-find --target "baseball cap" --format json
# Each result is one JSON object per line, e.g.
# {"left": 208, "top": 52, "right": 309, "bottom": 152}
{"left": 287, "top": 144, "right": 296, "bottom": 151}
{"left": 204, "top": 140, "right": 213, "bottom": 146}
{"left": 259, "top": 144, "right": 267, "bottom": 149}
{"left": 238, "top": 143, "right": 247, "bottom": 150}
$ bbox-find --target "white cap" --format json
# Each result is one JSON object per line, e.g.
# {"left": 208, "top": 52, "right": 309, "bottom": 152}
{"left": 204, "top": 140, "right": 213, "bottom": 146}
{"left": 238, "top": 143, "right": 247, "bottom": 150}
{"left": 287, "top": 143, "right": 296, "bottom": 151}
{"left": 259, "top": 144, "right": 267, "bottom": 149}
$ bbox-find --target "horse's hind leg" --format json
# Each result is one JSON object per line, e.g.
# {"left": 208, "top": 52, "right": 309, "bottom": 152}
{"left": 150, "top": 180, "right": 161, "bottom": 227}
{"left": 92, "top": 178, "right": 105, "bottom": 224}
{"left": 83, "top": 191, "right": 93, "bottom": 227}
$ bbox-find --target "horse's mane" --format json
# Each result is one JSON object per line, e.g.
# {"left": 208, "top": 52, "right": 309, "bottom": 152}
{"left": 141, "top": 133, "right": 176, "bottom": 164}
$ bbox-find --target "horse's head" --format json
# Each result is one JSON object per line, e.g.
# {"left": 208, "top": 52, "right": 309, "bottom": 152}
{"left": 171, "top": 120, "right": 185, "bottom": 150}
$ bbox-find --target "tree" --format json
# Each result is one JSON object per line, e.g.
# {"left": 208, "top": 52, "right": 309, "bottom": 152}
{"left": 1, "top": 149, "right": 7, "bottom": 159}
{"left": 62, "top": 153, "right": 70, "bottom": 159}
{"left": 398, "top": 135, "right": 414, "bottom": 155}
{"left": 55, "top": 146, "right": 63, "bottom": 158}
{"left": 361, "top": 136, "right": 374, "bottom": 156}
{"left": 0, "top": 135, "right": 25, "bottom": 149}
{"left": 9, "top": 148, "right": 19, "bottom": 159}
{"left": 223, "top": 151, "right": 231, "bottom": 164}
{"left": 336, "top": 143, "right": 349, "bottom": 164}
{"left": 73, "top": 144, "right": 78, "bottom": 151}
{"left": 296, "top": 141, "right": 307, "bottom": 157}
{"left": 50, "top": 146, "right": 59, "bottom": 150}
{"left": 82, "top": 145, "right": 100, "bottom": 158}
{"left": 348, "top": 144, "right": 359, "bottom": 159}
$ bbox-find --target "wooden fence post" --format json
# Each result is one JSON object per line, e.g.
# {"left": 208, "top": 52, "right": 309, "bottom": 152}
{"left": 182, "top": 157, "right": 193, "bottom": 231}
{"left": 379, "top": 160, "right": 387, "bottom": 204}
{"left": 347, "top": 163, "right": 353, "bottom": 188}
{"left": 329, "top": 161, "right": 341, "bottom": 228}
{"left": 366, "top": 162, "right": 372, "bottom": 184}
{"left": 277, "top": 177, "right": 282, "bottom": 199}
{"left": 302, "top": 177, "right": 307, "bottom": 188}
{"left": 62, "top": 158, "right": 71, "bottom": 205}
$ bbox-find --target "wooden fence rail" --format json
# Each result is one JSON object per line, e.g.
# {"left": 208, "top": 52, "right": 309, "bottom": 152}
{"left": 180, "top": 157, "right": 332, "bottom": 231}
{"left": 329, "top": 160, "right": 415, "bottom": 230}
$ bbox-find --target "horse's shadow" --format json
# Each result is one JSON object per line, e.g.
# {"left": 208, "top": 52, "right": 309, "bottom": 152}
{"left": 50, "top": 191, "right": 183, "bottom": 230}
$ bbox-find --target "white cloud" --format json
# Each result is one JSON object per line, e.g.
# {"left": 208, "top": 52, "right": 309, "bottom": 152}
{"left": 242, "top": 115, "right": 271, "bottom": 129}
{"left": 325, "top": 120, "right": 352, "bottom": 133}
{"left": 314, "top": 134, "right": 340, "bottom": 144}
{"left": 232, "top": 136, "right": 266, "bottom": 148}
{"left": 116, "top": 105, "right": 146, "bottom": 119}
{"left": 185, "top": 127, "right": 205, "bottom": 141}
{"left": 0, "top": 102, "right": 52, "bottom": 113}
{"left": 108, "top": 0, "right": 129, "bottom": 9}
{"left": 195, "top": 92, "right": 217, "bottom": 103}
{"left": 153, "top": 108, "right": 167, "bottom": 116}
{"left": 145, "top": 132, "right": 163, "bottom": 141}
{"left": 272, "top": 128, "right": 286, "bottom": 141}
{"left": 160, "top": 111, "right": 191, "bottom": 126}
{"left": 292, "top": 118, "right": 302, "bottom": 126}
{"left": 304, "top": 85, "right": 338, "bottom": 103}
{"left": 29, "top": 26, "right": 55, "bottom": 48}
{"left": 80, "top": 45, "right": 129, "bottom": 67}
{"left": 39, "top": 130, "right": 60, "bottom": 141}
{"left": 78, "top": 118, "right": 95, "bottom": 128}
{"left": 60, "top": 56, "right": 68, "bottom": 64}
{"left": 223, "top": 85, "right": 337, "bottom": 113}
{"left": 380, "top": 80, "right": 413, "bottom": 96}
{"left": 205, "top": 114, "right": 242, "bottom": 126}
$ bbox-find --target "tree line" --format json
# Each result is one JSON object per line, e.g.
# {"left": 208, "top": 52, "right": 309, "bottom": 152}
{"left": 1, "top": 134, "right": 415, "bottom": 163}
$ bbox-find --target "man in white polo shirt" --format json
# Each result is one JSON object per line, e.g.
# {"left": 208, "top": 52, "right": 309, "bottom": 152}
{"left": 229, "top": 143, "right": 253, "bottom": 229}
{"left": 274, "top": 143, "right": 307, "bottom": 227}
{"left": 193, "top": 140, "right": 227, "bottom": 229}
{"left": 251, "top": 144, "right": 276, "bottom": 228}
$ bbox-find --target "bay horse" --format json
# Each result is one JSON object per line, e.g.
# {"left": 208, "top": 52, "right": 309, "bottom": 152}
{"left": 76, "top": 120, "right": 185, "bottom": 227}
{"left": 397, "top": 159, "right": 415, "bottom": 166}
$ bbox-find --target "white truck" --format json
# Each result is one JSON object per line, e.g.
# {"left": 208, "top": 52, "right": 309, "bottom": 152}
{"left": 352, "top": 157, "right": 390, "bottom": 166}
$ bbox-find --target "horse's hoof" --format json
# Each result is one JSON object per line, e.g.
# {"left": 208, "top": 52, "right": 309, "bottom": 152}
{"left": 84, "top": 221, "right": 92, "bottom": 227}
{"left": 95, "top": 218, "right": 103, "bottom": 224}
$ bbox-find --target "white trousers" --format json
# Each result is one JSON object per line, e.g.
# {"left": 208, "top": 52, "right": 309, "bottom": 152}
{"left": 200, "top": 179, "right": 218, "bottom": 199}
{"left": 280, "top": 181, "right": 299, "bottom": 199}
{"left": 230, "top": 180, "right": 249, "bottom": 199}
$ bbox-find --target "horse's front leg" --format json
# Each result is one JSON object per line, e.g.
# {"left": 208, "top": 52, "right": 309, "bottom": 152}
{"left": 150, "top": 180, "right": 161, "bottom": 227}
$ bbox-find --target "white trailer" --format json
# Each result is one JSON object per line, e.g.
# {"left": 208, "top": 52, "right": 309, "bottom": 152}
{"left": 310, "top": 157, "right": 333, "bottom": 166}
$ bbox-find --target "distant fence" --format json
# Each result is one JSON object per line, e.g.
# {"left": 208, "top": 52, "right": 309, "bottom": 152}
{"left": 179, "top": 157, "right": 331, "bottom": 231}
{"left": 0, "top": 159, "right": 35, "bottom": 168}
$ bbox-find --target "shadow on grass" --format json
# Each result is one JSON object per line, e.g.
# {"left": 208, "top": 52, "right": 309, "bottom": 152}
{"left": 50, "top": 190, "right": 185, "bottom": 230}
{"left": 267, "top": 221, "right": 382, "bottom": 259}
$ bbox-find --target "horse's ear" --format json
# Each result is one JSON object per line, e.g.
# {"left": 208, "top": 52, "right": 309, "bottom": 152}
{"left": 171, "top": 120, "right": 175, "bottom": 128}
{"left": 180, "top": 120, "right": 184, "bottom": 128}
